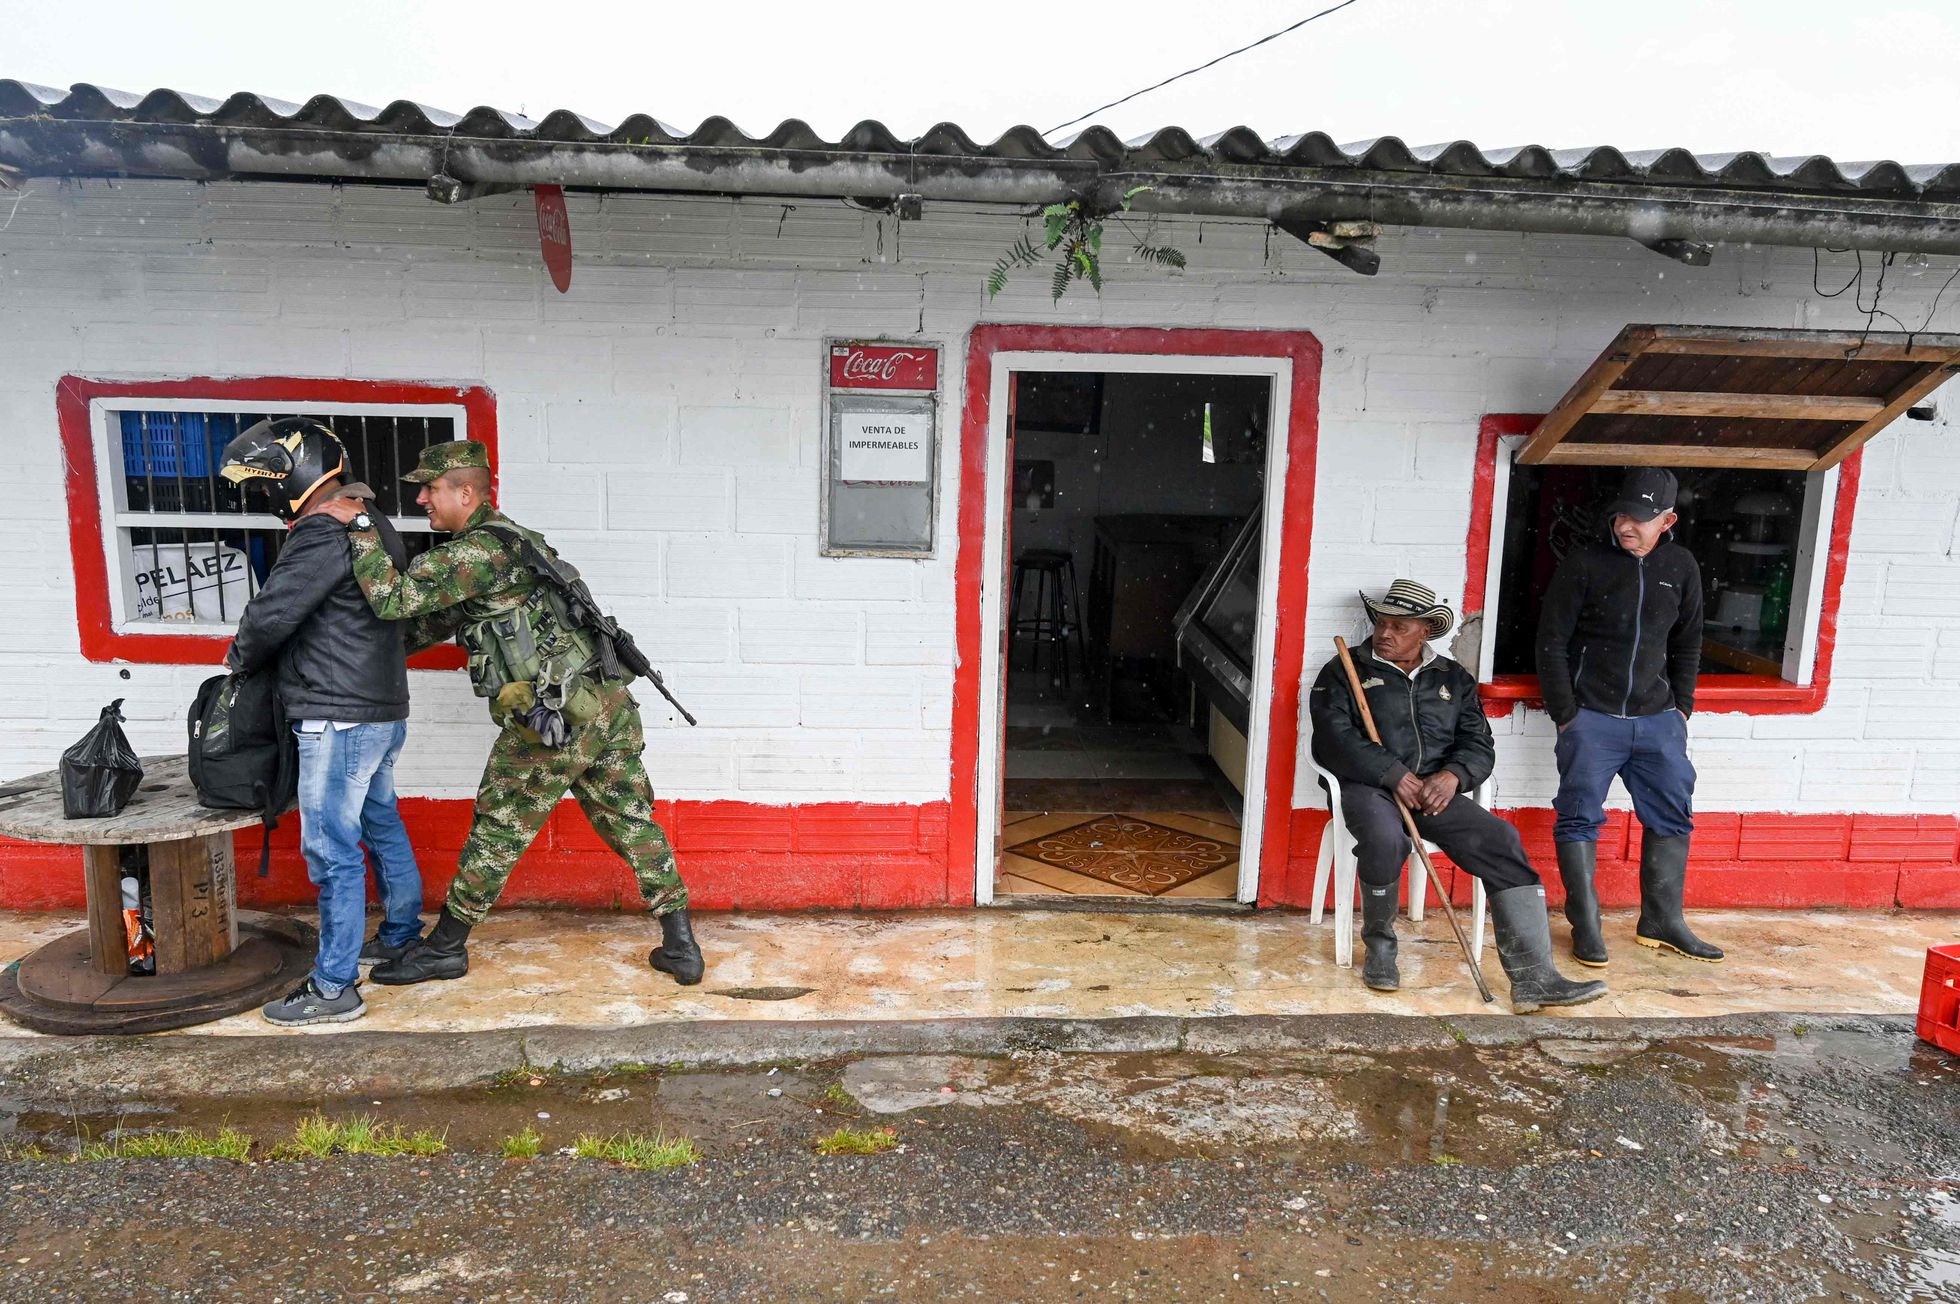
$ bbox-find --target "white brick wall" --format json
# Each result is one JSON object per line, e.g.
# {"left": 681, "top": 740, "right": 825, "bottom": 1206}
{"left": 1, "top": 179, "right": 1956, "bottom": 821}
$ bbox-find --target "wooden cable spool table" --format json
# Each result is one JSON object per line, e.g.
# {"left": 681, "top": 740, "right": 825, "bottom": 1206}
{"left": 0, "top": 754, "right": 313, "bottom": 1035}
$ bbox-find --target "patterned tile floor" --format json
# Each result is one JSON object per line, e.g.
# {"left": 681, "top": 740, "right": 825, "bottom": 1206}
{"left": 997, "top": 809, "right": 1242, "bottom": 898}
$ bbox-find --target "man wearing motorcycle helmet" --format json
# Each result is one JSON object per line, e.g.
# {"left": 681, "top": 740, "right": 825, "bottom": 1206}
{"left": 220, "top": 417, "right": 424, "bottom": 1026}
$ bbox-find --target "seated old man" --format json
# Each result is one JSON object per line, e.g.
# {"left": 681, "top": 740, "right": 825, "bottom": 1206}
{"left": 1307, "top": 580, "right": 1608, "bottom": 1013}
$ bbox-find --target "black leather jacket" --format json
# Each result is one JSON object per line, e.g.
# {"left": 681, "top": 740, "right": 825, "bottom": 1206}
{"left": 227, "top": 486, "right": 410, "bottom": 723}
{"left": 1308, "top": 640, "right": 1496, "bottom": 793}
{"left": 1534, "top": 530, "right": 1704, "bottom": 726}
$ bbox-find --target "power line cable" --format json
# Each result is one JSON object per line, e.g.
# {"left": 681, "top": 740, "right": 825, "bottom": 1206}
{"left": 1045, "top": 0, "right": 1367, "bottom": 137}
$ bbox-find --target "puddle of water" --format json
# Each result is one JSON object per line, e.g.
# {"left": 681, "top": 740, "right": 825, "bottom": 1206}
{"left": 709, "top": 986, "right": 816, "bottom": 1002}
{"left": 1912, "top": 1191, "right": 1960, "bottom": 1297}
{"left": 847, "top": 1047, "right": 1586, "bottom": 1165}
{"left": 4, "top": 1064, "right": 858, "bottom": 1159}
{"left": 6, "top": 1033, "right": 1948, "bottom": 1187}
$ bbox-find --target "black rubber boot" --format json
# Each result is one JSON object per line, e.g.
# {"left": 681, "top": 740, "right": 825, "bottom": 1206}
{"left": 648, "top": 908, "right": 705, "bottom": 986}
{"left": 369, "top": 906, "right": 471, "bottom": 985}
{"left": 1359, "top": 885, "right": 1400, "bottom": 992}
{"left": 1635, "top": 834, "right": 1725, "bottom": 963}
{"left": 1489, "top": 885, "right": 1609, "bottom": 1014}
{"left": 1556, "top": 841, "right": 1609, "bottom": 968}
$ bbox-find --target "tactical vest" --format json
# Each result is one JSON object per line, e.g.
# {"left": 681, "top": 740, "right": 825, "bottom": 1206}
{"left": 454, "top": 514, "right": 605, "bottom": 733}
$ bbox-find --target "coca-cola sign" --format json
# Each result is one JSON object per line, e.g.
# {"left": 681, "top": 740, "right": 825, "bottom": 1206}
{"left": 829, "top": 343, "right": 938, "bottom": 391}
{"left": 534, "top": 185, "right": 572, "bottom": 294}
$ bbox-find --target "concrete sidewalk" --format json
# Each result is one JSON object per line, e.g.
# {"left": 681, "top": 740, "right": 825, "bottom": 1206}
{"left": 0, "top": 903, "right": 1950, "bottom": 1034}
{"left": 1, "top": 904, "right": 1953, "bottom": 1100}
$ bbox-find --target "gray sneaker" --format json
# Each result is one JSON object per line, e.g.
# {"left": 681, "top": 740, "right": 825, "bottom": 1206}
{"left": 261, "top": 979, "right": 366, "bottom": 1027}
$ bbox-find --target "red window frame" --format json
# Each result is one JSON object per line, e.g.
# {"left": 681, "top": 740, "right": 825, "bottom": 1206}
{"left": 1466, "top": 413, "right": 1859, "bottom": 716}
{"left": 58, "top": 375, "right": 497, "bottom": 669}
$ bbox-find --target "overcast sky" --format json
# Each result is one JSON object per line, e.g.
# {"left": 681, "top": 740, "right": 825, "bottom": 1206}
{"left": 8, "top": 0, "right": 1958, "bottom": 163}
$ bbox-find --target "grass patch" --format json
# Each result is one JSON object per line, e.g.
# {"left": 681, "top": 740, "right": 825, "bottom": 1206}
{"left": 0, "top": 1143, "right": 61, "bottom": 1162}
{"left": 500, "top": 1126, "right": 543, "bottom": 1159}
{"left": 1431, "top": 1153, "right": 1462, "bottom": 1167}
{"left": 492, "top": 1064, "right": 563, "bottom": 1089}
{"left": 571, "top": 1131, "right": 699, "bottom": 1171}
{"left": 273, "top": 1113, "right": 447, "bottom": 1159}
{"left": 1790, "top": 1023, "right": 1809, "bottom": 1038}
{"left": 80, "top": 1127, "right": 252, "bottom": 1161}
{"left": 815, "top": 1126, "right": 898, "bottom": 1156}
{"left": 820, "top": 1083, "right": 859, "bottom": 1113}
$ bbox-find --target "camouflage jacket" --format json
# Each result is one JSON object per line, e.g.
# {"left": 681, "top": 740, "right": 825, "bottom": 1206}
{"left": 347, "top": 503, "right": 545, "bottom": 658}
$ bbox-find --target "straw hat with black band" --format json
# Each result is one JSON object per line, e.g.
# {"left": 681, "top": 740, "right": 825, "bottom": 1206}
{"left": 1359, "top": 579, "right": 1456, "bottom": 641}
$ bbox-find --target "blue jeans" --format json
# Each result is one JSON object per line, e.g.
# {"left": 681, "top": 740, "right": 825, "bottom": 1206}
{"left": 1552, "top": 708, "right": 1696, "bottom": 844}
{"left": 295, "top": 720, "right": 423, "bottom": 994}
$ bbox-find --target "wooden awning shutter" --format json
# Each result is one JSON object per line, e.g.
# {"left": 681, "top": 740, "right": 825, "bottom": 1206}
{"left": 1517, "top": 325, "right": 1960, "bottom": 470}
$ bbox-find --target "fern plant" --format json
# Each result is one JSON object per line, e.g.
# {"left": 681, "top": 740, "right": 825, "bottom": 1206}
{"left": 987, "top": 186, "right": 1185, "bottom": 302}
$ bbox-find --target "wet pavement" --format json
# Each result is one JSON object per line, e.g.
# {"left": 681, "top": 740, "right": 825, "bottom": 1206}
{"left": 2, "top": 1020, "right": 1956, "bottom": 1301}
{"left": 1, "top": 905, "right": 1951, "bottom": 1039}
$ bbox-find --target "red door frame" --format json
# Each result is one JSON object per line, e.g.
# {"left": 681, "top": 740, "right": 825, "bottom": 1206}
{"left": 950, "top": 326, "right": 1324, "bottom": 903}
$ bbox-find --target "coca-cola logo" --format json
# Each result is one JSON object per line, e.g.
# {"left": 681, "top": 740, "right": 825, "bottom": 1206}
{"left": 841, "top": 350, "right": 925, "bottom": 381}
{"left": 830, "top": 344, "right": 937, "bottom": 390}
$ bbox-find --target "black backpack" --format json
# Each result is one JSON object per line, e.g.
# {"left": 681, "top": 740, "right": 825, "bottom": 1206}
{"left": 187, "top": 672, "right": 298, "bottom": 877}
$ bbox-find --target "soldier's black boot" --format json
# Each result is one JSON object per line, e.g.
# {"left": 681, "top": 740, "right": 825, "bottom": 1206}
{"left": 1634, "top": 835, "right": 1725, "bottom": 963}
{"left": 1489, "top": 885, "right": 1609, "bottom": 1014}
{"left": 648, "top": 908, "right": 704, "bottom": 986}
{"left": 370, "top": 906, "right": 471, "bottom": 985}
{"left": 1556, "top": 841, "right": 1609, "bottom": 968}
{"left": 1359, "top": 885, "right": 1400, "bottom": 993}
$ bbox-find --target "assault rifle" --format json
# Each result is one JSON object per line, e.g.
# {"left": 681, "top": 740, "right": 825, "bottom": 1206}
{"left": 475, "top": 523, "right": 698, "bottom": 727}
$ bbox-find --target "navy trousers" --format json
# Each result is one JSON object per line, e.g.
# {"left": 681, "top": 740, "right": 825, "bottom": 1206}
{"left": 1553, "top": 707, "right": 1695, "bottom": 844}
{"left": 1340, "top": 783, "right": 1539, "bottom": 892}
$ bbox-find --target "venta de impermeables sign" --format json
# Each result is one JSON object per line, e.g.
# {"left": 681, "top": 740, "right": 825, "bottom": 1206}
{"left": 838, "top": 410, "right": 932, "bottom": 483}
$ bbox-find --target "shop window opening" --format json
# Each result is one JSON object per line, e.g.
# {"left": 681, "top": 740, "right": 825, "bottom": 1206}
{"left": 1478, "top": 428, "right": 1843, "bottom": 699}
{"left": 95, "top": 406, "right": 461, "bottom": 634}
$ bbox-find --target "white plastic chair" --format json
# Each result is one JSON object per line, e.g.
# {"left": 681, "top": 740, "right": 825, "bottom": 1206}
{"left": 1309, "top": 759, "right": 1489, "bottom": 969}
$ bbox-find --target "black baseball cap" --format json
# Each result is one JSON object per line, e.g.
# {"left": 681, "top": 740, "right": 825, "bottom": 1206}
{"left": 1607, "top": 467, "right": 1678, "bottom": 522}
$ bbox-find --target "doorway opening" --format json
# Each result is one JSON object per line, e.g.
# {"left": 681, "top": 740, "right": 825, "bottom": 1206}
{"left": 996, "top": 370, "right": 1272, "bottom": 900}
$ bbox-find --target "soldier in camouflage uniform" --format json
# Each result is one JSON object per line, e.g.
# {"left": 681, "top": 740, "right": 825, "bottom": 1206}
{"left": 319, "top": 440, "right": 703, "bottom": 987}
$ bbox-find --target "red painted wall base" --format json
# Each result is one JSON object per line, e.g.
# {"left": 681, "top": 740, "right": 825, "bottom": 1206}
{"left": 0, "top": 799, "right": 956, "bottom": 914}
{"left": 1, "top": 800, "right": 1954, "bottom": 913}
{"left": 1269, "top": 809, "right": 1960, "bottom": 911}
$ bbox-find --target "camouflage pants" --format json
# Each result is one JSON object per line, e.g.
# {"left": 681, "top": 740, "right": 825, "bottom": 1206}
{"left": 448, "top": 681, "right": 688, "bottom": 925}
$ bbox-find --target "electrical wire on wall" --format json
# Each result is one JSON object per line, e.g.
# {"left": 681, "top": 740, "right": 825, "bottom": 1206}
{"left": 1813, "top": 246, "right": 1911, "bottom": 347}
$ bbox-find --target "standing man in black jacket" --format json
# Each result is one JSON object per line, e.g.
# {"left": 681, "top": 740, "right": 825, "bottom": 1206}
{"left": 1309, "top": 580, "right": 1606, "bottom": 1012}
{"left": 1537, "top": 467, "right": 1723, "bottom": 967}
{"left": 220, "top": 419, "right": 424, "bottom": 1026}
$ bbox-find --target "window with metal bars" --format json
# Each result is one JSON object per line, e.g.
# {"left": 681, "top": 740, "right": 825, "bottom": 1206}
{"left": 105, "top": 407, "right": 457, "bottom": 630}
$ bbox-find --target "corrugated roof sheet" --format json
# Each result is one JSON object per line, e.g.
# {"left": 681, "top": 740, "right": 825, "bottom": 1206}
{"left": 5, "top": 79, "right": 1958, "bottom": 199}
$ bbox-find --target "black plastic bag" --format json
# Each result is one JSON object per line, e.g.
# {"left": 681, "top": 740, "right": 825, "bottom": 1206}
{"left": 60, "top": 699, "right": 144, "bottom": 819}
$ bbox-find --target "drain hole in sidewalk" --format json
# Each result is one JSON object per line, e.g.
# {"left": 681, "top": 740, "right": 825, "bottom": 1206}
{"left": 710, "top": 986, "right": 817, "bottom": 1002}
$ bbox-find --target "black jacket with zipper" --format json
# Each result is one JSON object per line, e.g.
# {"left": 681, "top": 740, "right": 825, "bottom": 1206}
{"left": 1534, "top": 529, "right": 1704, "bottom": 727}
{"left": 227, "top": 484, "right": 411, "bottom": 723}
{"left": 1308, "top": 641, "right": 1495, "bottom": 793}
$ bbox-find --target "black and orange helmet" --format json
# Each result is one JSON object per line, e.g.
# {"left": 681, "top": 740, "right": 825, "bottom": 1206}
{"left": 219, "top": 418, "right": 348, "bottom": 521}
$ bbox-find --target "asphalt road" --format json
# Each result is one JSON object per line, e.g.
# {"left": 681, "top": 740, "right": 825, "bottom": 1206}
{"left": 2, "top": 1020, "right": 1956, "bottom": 1302}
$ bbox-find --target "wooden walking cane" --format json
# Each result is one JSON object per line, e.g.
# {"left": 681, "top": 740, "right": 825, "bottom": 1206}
{"left": 1333, "top": 636, "right": 1495, "bottom": 1004}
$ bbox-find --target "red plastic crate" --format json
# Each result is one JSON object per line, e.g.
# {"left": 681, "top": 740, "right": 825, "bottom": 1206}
{"left": 1919, "top": 944, "right": 1960, "bottom": 1056}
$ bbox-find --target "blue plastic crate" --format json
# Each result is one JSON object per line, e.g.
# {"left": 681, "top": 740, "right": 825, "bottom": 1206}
{"left": 120, "top": 412, "right": 236, "bottom": 481}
